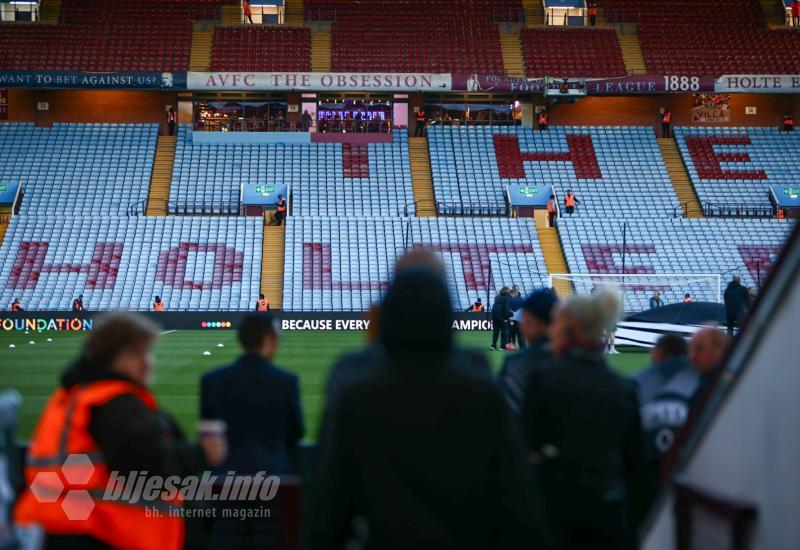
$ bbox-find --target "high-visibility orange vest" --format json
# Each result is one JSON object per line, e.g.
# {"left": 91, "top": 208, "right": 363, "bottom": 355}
{"left": 777, "top": 209, "right": 786, "bottom": 219}
{"left": 243, "top": 0, "right": 252, "bottom": 17}
{"left": 662, "top": 112, "right": 671, "bottom": 124}
{"left": 167, "top": 111, "right": 176, "bottom": 123}
{"left": 11, "top": 302, "right": 21, "bottom": 311}
{"left": 153, "top": 301, "right": 164, "bottom": 311}
{"left": 547, "top": 200, "right": 556, "bottom": 213}
{"left": 72, "top": 299, "right": 83, "bottom": 311}
{"left": 14, "top": 380, "right": 184, "bottom": 549}
{"left": 565, "top": 194, "right": 576, "bottom": 207}
{"left": 784, "top": 115, "right": 794, "bottom": 126}
{"left": 538, "top": 113, "right": 548, "bottom": 124}
{"left": 416, "top": 111, "right": 425, "bottom": 122}
{"left": 589, "top": 8, "right": 597, "bottom": 15}
{"left": 276, "top": 200, "right": 287, "bottom": 213}
{"left": 471, "top": 303, "right": 484, "bottom": 312}
{"left": 257, "top": 298, "right": 269, "bottom": 311}
{"left": 683, "top": 297, "right": 693, "bottom": 303}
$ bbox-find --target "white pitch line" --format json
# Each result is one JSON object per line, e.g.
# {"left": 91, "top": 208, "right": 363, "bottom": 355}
{"left": 160, "top": 330, "right": 177, "bottom": 336}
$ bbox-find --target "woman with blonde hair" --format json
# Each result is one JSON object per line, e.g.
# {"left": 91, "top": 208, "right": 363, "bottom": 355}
{"left": 521, "top": 288, "right": 641, "bottom": 550}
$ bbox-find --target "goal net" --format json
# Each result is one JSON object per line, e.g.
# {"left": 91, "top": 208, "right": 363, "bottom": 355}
{"left": 548, "top": 273, "right": 722, "bottom": 313}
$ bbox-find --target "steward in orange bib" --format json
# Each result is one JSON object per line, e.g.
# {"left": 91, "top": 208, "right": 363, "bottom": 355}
{"left": 782, "top": 112, "right": 794, "bottom": 132}
{"left": 11, "top": 297, "right": 23, "bottom": 311}
{"left": 153, "top": 296, "right": 164, "bottom": 311}
{"left": 661, "top": 109, "right": 672, "bottom": 138}
{"left": 538, "top": 110, "right": 549, "bottom": 131}
{"left": 275, "top": 194, "right": 287, "bottom": 226}
{"left": 547, "top": 195, "right": 557, "bottom": 227}
{"left": 466, "top": 298, "right": 485, "bottom": 312}
{"left": 414, "top": 109, "right": 426, "bottom": 137}
{"left": 564, "top": 190, "right": 580, "bottom": 216}
{"left": 683, "top": 293, "right": 694, "bottom": 303}
{"left": 15, "top": 314, "right": 225, "bottom": 549}
{"left": 256, "top": 293, "right": 270, "bottom": 312}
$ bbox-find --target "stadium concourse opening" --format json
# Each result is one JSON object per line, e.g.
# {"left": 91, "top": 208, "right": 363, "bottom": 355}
{"left": 1, "top": 0, "right": 800, "bottom": 547}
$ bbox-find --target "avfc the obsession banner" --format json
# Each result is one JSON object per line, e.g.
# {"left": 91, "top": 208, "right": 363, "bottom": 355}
{"left": 0, "top": 71, "right": 186, "bottom": 90}
{"left": 186, "top": 71, "right": 452, "bottom": 92}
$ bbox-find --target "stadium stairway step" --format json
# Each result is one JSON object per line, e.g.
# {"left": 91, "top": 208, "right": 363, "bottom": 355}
{"left": 408, "top": 137, "right": 437, "bottom": 218}
{"left": 190, "top": 26, "right": 214, "bottom": 71}
{"left": 522, "top": 0, "right": 545, "bottom": 26}
{"left": 760, "top": 0, "right": 786, "bottom": 28}
{"left": 38, "top": 0, "right": 62, "bottom": 24}
{"left": 534, "top": 218, "right": 572, "bottom": 298}
{"left": 617, "top": 31, "right": 647, "bottom": 75}
{"left": 146, "top": 135, "right": 177, "bottom": 217}
{"left": 500, "top": 29, "right": 526, "bottom": 78}
{"left": 658, "top": 138, "right": 704, "bottom": 219}
{"left": 284, "top": 0, "right": 305, "bottom": 25}
{"left": 311, "top": 24, "right": 332, "bottom": 72}
{"left": 0, "top": 207, "right": 11, "bottom": 250}
{"left": 262, "top": 223, "right": 285, "bottom": 310}
{"left": 220, "top": 4, "right": 241, "bottom": 25}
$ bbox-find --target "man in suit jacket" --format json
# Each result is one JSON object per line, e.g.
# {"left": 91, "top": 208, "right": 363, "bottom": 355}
{"left": 312, "top": 269, "right": 552, "bottom": 550}
{"left": 200, "top": 314, "right": 304, "bottom": 475}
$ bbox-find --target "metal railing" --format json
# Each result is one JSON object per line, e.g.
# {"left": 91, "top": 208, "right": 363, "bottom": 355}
{"left": 168, "top": 201, "right": 240, "bottom": 216}
{"left": 673, "top": 201, "right": 691, "bottom": 218}
{"left": 436, "top": 201, "right": 508, "bottom": 217}
{"left": 702, "top": 202, "right": 775, "bottom": 218}
{"left": 127, "top": 200, "right": 147, "bottom": 217}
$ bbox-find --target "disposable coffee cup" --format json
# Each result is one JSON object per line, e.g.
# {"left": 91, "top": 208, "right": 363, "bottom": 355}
{"left": 196, "top": 420, "right": 227, "bottom": 439}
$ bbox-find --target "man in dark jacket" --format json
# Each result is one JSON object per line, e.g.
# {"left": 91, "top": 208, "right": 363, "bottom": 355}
{"left": 491, "top": 287, "right": 512, "bottom": 350}
{"left": 630, "top": 333, "right": 698, "bottom": 525}
{"left": 313, "top": 270, "right": 552, "bottom": 550}
{"left": 723, "top": 274, "right": 749, "bottom": 336}
{"left": 200, "top": 314, "right": 304, "bottom": 474}
{"left": 498, "top": 289, "right": 558, "bottom": 418}
{"left": 522, "top": 291, "right": 642, "bottom": 550}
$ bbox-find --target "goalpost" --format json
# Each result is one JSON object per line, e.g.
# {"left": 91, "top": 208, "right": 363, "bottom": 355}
{"left": 548, "top": 273, "right": 722, "bottom": 313}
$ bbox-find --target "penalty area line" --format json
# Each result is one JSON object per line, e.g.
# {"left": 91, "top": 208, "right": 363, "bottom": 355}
{"left": 160, "top": 330, "right": 177, "bottom": 336}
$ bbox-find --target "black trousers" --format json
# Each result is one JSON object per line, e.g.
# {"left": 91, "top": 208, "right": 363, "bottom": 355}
{"left": 548, "top": 211, "right": 557, "bottom": 227}
{"left": 726, "top": 312, "right": 741, "bottom": 336}
{"left": 274, "top": 211, "right": 285, "bottom": 225}
{"left": 539, "top": 123, "right": 548, "bottom": 131}
{"left": 565, "top": 205, "right": 575, "bottom": 215}
{"left": 590, "top": 14, "right": 597, "bottom": 25}
{"left": 168, "top": 122, "right": 175, "bottom": 136}
{"left": 491, "top": 319, "right": 508, "bottom": 348}
{"left": 662, "top": 122, "right": 670, "bottom": 138}
{"left": 414, "top": 122, "right": 426, "bottom": 137}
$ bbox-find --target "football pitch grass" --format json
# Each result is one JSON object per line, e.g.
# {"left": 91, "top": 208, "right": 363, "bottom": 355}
{"left": 0, "top": 330, "right": 651, "bottom": 441}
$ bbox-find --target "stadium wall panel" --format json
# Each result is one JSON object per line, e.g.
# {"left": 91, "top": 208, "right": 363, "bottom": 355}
{"left": 4, "top": 90, "right": 177, "bottom": 131}
{"left": 0, "top": 311, "right": 496, "bottom": 332}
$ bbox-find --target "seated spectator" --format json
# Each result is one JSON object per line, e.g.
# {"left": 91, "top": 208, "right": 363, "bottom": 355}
{"left": 200, "top": 314, "right": 303, "bottom": 474}
{"left": 630, "top": 333, "right": 698, "bottom": 523}
{"left": 15, "top": 313, "right": 225, "bottom": 549}
{"left": 313, "top": 269, "right": 551, "bottom": 549}
{"left": 522, "top": 289, "right": 641, "bottom": 550}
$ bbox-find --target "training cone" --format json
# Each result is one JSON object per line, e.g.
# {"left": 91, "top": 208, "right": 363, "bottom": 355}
{"left": 202, "top": 351, "right": 212, "bottom": 356}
